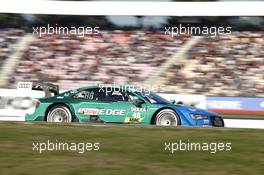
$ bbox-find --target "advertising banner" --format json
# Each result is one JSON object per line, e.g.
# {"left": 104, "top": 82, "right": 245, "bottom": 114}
{"left": 207, "top": 96, "right": 264, "bottom": 114}
{"left": 0, "top": 89, "right": 44, "bottom": 121}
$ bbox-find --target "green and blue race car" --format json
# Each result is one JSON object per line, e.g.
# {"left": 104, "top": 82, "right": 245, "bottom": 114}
{"left": 26, "top": 83, "right": 224, "bottom": 127}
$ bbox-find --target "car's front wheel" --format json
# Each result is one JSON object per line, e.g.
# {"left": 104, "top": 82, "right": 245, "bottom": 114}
{"left": 154, "top": 109, "right": 179, "bottom": 126}
{"left": 47, "top": 105, "right": 72, "bottom": 123}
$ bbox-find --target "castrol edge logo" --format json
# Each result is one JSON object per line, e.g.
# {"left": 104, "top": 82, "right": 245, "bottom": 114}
{"left": 78, "top": 108, "right": 126, "bottom": 116}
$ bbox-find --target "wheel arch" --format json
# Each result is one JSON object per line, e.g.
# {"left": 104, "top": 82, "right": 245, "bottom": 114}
{"left": 150, "top": 107, "right": 181, "bottom": 125}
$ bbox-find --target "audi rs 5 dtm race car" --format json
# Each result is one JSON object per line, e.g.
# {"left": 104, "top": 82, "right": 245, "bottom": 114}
{"left": 25, "top": 83, "right": 224, "bottom": 127}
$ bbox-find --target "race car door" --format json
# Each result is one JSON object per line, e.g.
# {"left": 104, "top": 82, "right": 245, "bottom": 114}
{"left": 71, "top": 87, "right": 109, "bottom": 122}
{"left": 72, "top": 87, "right": 148, "bottom": 123}
{"left": 98, "top": 88, "right": 148, "bottom": 123}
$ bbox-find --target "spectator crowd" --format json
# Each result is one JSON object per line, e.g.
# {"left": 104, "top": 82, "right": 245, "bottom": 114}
{"left": 1, "top": 29, "right": 263, "bottom": 97}
{"left": 0, "top": 29, "right": 23, "bottom": 66}
{"left": 10, "top": 30, "right": 188, "bottom": 90}
{"left": 164, "top": 32, "right": 264, "bottom": 97}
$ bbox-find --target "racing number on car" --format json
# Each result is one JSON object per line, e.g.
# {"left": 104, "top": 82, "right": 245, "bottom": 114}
{"left": 132, "top": 112, "right": 141, "bottom": 118}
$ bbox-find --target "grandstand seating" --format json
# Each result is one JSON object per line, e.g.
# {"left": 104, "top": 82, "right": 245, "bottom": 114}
{"left": 1, "top": 29, "right": 263, "bottom": 97}
{"left": 10, "top": 31, "right": 189, "bottom": 90}
{"left": 163, "top": 32, "right": 264, "bottom": 96}
{"left": 0, "top": 29, "right": 23, "bottom": 66}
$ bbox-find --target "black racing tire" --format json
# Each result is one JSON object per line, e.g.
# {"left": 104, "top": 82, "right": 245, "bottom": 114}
{"left": 154, "top": 109, "right": 180, "bottom": 126}
{"left": 47, "top": 105, "right": 72, "bottom": 123}
{"left": 212, "top": 117, "right": 225, "bottom": 127}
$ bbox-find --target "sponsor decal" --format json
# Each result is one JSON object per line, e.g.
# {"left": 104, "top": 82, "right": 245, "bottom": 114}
{"left": 78, "top": 108, "right": 126, "bottom": 116}
{"left": 79, "top": 108, "right": 98, "bottom": 115}
{"left": 124, "top": 117, "right": 143, "bottom": 123}
{"left": 17, "top": 82, "right": 32, "bottom": 90}
{"left": 124, "top": 112, "right": 143, "bottom": 123}
{"left": 130, "top": 107, "right": 146, "bottom": 112}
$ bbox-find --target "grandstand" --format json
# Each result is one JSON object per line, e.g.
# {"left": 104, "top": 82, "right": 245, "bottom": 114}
{"left": 0, "top": 29, "right": 263, "bottom": 97}
{"left": 9, "top": 30, "right": 190, "bottom": 90}
{"left": 0, "top": 29, "right": 23, "bottom": 66}
{"left": 161, "top": 32, "right": 264, "bottom": 97}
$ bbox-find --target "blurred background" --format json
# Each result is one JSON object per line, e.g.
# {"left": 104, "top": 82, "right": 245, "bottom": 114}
{"left": 0, "top": 14, "right": 263, "bottom": 96}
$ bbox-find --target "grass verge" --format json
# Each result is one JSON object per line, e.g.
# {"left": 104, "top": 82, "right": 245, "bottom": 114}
{"left": 0, "top": 122, "right": 263, "bottom": 175}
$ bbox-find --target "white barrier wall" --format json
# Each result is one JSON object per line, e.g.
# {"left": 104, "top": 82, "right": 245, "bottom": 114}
{"left": 0, "top": 89, "right": 44, "bottom": 121}
{"left": 224, "top": 119, "right": 264, "bottom": 129}
{"left": 0, "top": 89, "right": 263, "bottom": 130}
{"left": 159, "top": 94, "right": 207, "bottom": 109}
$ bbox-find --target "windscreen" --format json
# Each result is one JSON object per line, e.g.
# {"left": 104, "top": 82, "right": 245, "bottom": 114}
{"left": 135, "top": 91, "right": 170, "bottom": 104}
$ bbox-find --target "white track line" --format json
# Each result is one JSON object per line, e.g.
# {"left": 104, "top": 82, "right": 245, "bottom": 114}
{"left": 0, "top": 116, "right": 25, "bottom": 121}
{"left": 224, "top": 119, "right": 264, "bottom": 129}
{"left": 0, "top": 117, "right": 263, "bottom": 129}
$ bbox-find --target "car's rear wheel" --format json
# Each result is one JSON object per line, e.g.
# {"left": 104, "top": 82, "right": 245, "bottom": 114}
{"left": 154, "top": 109, "right": 179, "bottom": 126}
{"left": 47, "top": 105, "right": 72, "bottom": 123}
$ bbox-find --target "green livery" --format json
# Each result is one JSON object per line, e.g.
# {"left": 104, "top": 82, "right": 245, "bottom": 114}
{"left": 26, "top": 83, "right": 224, "bottom": 127}
{"left": 26, "top": 85, "right": 161, "bottom": 124}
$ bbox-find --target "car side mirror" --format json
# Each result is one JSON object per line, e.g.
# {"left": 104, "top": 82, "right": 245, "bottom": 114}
{"left": 131, "top": 96, "right": 144, "bottom": 107}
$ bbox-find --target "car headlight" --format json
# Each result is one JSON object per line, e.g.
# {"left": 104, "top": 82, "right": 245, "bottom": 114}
{"left": 190, "top": 114, "right": 208, "bottom": 120}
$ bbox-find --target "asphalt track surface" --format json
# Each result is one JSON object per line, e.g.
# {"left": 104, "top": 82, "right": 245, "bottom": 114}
{"left": 0, "top": 116, "right": 263, "bottom": 129}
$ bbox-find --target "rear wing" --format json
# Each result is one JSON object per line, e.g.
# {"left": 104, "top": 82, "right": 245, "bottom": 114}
{"left": 17, "top": 82, "right": 59, "bottom": 97}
